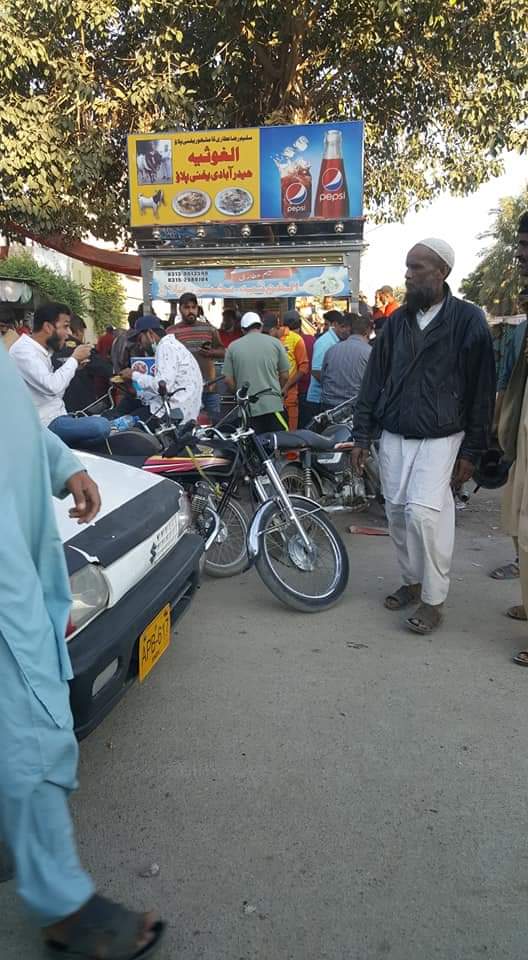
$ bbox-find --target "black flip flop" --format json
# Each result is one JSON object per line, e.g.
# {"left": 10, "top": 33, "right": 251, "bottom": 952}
{"left": 490, "top": 561, "right": 520, "bottom": 580}
{"left": 45, "top": 895, "right": 165, "bottom": 959}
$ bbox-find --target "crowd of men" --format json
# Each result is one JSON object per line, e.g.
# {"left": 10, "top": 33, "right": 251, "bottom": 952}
{"left": 5, "top": 227, "right": 528, "bottom": 650}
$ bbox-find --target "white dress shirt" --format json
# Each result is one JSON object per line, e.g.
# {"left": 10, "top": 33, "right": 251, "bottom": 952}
{"left": 10, "top": 335, "right": 78, "bottom": 426}
{"left": 132, "top": 334, "right": 203, "bottom": 422}
{"left": 416, "top": 300, "right": 445, "bottom": 331}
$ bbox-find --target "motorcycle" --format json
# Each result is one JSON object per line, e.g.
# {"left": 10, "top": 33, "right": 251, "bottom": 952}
{"left": 72, "top": 378, "right": 351, "bottom": 610}
{"left": 80, "top": 379, "right": 350, "bottom": 611}
{"left": 279, "top": 398, "right": 383, "bottom": 512}
{"left": 148, "top": 382, "right": 351, "bottom": 611}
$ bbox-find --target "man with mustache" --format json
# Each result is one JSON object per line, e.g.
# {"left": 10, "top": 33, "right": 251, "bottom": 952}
{"left": 353, "top": 239, "right": 495, "bottom": 635}
{"left": 10, "top": 302, "right": 111, "bottom": 447}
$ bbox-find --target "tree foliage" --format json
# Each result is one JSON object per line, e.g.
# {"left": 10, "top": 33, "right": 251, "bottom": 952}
{"left": 0, "top": 0, "right": 526, "bottom": 240}
{"left": 460, "top": 186, "right": 528, "bottom": 316}
{"left": 0, "top": 251, "right": 87, "bottom": 315}
{"left": 90, "top": 267, "right": 126, "bottom": 333}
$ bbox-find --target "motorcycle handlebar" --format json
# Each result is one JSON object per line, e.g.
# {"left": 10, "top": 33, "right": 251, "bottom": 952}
{"left": 237, "top": 382, "right": 250, "bottom": 401}
{"left": 203, "top": 374, "right": 226, "bottom": 388}
{"left": 236, "top": 383, "right": 273, "bottom": 404}
{"left": 157, "top": 382, "right": 185, "bottom": 398}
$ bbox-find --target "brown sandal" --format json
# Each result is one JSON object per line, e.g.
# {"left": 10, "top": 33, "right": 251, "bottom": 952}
{"left": 490, "top": 561, "right": 519, "bottom": 580}
{"left": 506, "top": 605, "right": 527, "bottom": 621}
{"left": 512, "top": 650, "right": 528, "bottom": 666}
{"left": 384, "top": 583, "right": 421, "bottom": 610}
{"left": 406, "top": 602, "right": 444, "bottom": 635}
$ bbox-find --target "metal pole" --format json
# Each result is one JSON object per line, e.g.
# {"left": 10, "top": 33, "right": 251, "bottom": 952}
{"left": 141, "top": 255, "right": 154, "bottom": 312}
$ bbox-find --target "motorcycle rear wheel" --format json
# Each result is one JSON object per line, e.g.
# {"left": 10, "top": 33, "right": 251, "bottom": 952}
{"left": 203, "top": 498, "right": 249, "bottom": 578}
{"left": 254, "top": 495, "right": 349, "bottom": 612}
{"left": 279, "top": 462, "right": 323, "bottom": 500}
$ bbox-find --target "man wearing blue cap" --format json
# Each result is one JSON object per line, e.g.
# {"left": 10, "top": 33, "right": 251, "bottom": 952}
{"left": 119, "top": 313, "right": 203, "bottom": 422}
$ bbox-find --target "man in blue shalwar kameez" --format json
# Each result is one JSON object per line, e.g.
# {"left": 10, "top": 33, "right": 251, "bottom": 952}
{"left": 0, "top": 346, "right": 164, "bottom": 957}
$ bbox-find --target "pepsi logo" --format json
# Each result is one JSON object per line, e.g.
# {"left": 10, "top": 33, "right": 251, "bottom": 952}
{"left": 321, "top": 167, "right": 343, "bottom": 192}
{"left": 285, "top": 181, "right": 308, "bottom": 205}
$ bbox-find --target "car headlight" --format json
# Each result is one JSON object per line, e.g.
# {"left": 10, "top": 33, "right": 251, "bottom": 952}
{"left": 177, "top": 491, "right": 192, "bottom": 535}
{"left": 67, "top": 565, "right": 109, "bottom": 638}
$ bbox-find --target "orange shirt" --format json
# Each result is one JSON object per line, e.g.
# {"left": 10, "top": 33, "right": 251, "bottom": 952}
{"left": 384, "top": 299, "right": 399, "bottom": 317}
{"left": 280, "top": 330, "right": 309, "bottom": 400}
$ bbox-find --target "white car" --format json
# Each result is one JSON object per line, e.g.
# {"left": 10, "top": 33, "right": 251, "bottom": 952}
{"left": 54, "top": 452, "right": 203, "bottom": 738}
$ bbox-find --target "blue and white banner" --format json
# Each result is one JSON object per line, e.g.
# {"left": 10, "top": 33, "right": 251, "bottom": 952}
{"left": 151, "top": 264, "right": 350, "bottom": 300}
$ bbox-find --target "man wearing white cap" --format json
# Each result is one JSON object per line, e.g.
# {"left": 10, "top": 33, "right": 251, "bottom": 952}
{"left": 223, "top": 312, "right": 290, "bottom": 432}
{"left": 353, "top": 239, "right": 495, "bottom": 635}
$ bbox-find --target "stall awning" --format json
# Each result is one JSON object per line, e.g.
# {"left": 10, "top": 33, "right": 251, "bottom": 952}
{"left": 6, "top": 223, "right": 141, "bottom": 277}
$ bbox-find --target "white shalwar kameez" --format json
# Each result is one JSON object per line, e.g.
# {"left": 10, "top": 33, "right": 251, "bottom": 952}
{"left": 378, "top": 302, "right": 463, "bottom": 605}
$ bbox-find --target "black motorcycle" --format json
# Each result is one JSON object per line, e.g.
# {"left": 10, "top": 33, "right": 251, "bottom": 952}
{"left": 279, "top": 398, "right": 383, "bottom": 512}
{"left": 75, "top": 381, "right": 350, "bottom": 612}
{"left": 157, "top": 383, "right": 350, "bottom": 612}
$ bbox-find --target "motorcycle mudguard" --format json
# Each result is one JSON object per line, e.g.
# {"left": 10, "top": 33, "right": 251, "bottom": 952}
{"left": 246, "top": 500, "right": 271, "bottom": 565}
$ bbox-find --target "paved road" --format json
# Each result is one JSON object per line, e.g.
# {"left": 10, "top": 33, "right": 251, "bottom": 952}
{"left": 2, "top": 493, "right": 528, "bottom": 959}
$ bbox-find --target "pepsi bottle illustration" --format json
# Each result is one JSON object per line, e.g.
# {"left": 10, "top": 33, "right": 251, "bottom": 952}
{"left": 315, "top": 130, "right": 349, "bottom": 219}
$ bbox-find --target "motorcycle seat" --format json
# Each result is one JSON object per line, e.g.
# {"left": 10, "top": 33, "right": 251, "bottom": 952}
{"left": 261, "top": 430, "right": 336, "bottom": 452}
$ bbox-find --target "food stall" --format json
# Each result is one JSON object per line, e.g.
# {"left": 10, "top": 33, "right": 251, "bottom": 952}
{"left": 128, "top": 121, "right": 365, "bottom": 319}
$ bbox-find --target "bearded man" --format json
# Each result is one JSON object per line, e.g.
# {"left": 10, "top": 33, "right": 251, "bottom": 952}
{"left": 353, "top": 239, "right": 496, "bottom": 635}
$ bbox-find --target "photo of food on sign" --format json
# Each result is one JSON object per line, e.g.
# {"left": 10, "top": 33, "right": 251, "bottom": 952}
{"left": 215, "top": 188, "right": 253, "bottom": 216}
{"left": 127, "top": 123, "right": 363, "bottom": 227}
{"left": 172, "top": 190, "right": 211, "bottom": 218}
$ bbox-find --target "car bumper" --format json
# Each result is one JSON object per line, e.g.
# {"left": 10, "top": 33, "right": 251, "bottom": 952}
{"left": 68, "top": 532, "right": 203, "bottom": 739}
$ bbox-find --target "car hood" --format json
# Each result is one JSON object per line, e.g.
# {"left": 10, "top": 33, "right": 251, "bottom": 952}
{"left": 53, "top": 451, "right": 164, "bottom": 542}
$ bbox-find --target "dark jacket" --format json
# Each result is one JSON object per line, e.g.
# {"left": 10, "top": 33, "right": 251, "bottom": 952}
{"left": 53, "top": 341, "right": 113, "bottom": 412}
{"left": 354, "top": 287, "right": 496, "bottom": 462}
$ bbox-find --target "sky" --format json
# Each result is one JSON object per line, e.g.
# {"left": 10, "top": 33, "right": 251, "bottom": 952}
{"left": 360, "top": 152, "right": 527, "bottom": 302}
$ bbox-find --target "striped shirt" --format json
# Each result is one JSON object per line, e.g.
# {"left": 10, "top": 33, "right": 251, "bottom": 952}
{"left": 166, "top": 320, "right": 222, "bottom": 388}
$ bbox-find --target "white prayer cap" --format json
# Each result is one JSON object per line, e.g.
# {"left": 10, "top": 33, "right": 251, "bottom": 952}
{"left": 416, "top": 237, "right": 455, "bottom": 273}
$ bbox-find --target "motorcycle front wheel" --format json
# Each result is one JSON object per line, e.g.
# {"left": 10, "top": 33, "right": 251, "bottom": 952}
{"left": 254, "top": 495, "right": 349, "bottom": 612}
{"left": 203, "top": 498, "right": 249, "bottom": 578}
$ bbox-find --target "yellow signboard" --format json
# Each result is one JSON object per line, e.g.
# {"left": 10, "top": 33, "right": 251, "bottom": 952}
{"left": 128, "top": 129, "right": 260, "bottom": 227}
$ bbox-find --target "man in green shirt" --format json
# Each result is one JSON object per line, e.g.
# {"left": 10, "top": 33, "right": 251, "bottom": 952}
{"left": 223, "top": 312, "right": 290, "bottom": 431}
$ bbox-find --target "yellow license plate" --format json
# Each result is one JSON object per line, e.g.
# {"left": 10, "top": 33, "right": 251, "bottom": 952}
{"left": 139, "top": 604, "right": 171, "bottom": 682}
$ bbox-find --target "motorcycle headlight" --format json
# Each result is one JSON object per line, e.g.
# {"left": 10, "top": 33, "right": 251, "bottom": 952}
{"left": 67, "top": 565, "right": 109, "bottom": 638}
